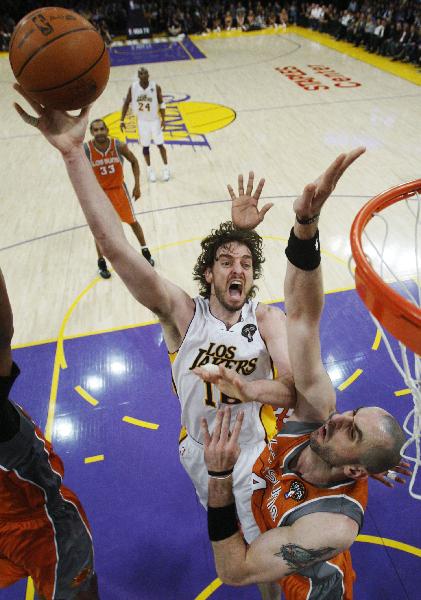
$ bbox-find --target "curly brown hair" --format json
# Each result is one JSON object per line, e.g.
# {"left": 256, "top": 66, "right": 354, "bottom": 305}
{"left": 192, "top": 221, "right": 265, "bottom": 298}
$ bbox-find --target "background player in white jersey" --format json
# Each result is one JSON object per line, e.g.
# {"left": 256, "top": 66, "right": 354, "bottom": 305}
{"left": 120, "top": 67, "right": 170, "bottom": 183}
{"left": 14, "top": 89, "right": 295, "bottom": 600}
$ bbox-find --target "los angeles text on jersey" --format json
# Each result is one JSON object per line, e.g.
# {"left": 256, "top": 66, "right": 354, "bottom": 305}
{"left": 189, "top": 342, "right": 258, "bottom": 374}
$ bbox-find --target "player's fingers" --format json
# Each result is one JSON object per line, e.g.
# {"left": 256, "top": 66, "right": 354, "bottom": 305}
{"left": 295, "top": 183, "right": 316, "bottom": 214}
{"left": 219, "top": 366, "right": 244, "bottom": 394}
{"left": 227, "top": 184, "right": 236, "bottom": 202}
{"left": 201, "top": 417, "right": 211, "bottom": 446}
{"left": 395, "top": 466, "right": 412, "bottom": 475}
{"left": 238, "top": 174, "right": 244, "bottom": 196}
{"left": 253, "top": 177, "right": 265, "bottom": 200}
{"left": 231, "top": 411, "right": 244, "bottom": 444}
{"left": 395, "top": 476, "right": 406, "bottom": 484}
{"left": 218, "top": 365, "right": 236, "bottom": 383}
{"left": 13, "top": 84, "right": 43, "bottom": 115}
{"left": 13, "top": 103, "right": 40, "bottom": 128}
{"left": 246, "top": 171, "right": 254, "bottom": 196}
{"left": 334, "top": 146, "right": 366, "bottom": 184}
{"left": 194, "top": 367, "right": 222, "bottom": 385}
{"left": 318, "top": 153, "right": 346, "bottom": 194}
{"left": 219, "top": 407, "right": 231, "bottom": 443}
{"left": 258, "top": 202, "right": 274, "bottom": 220}
{"left": 212, "top": 409, "right": 224, "bottom": 442}
{"left": 192, "top": 367, "right": 211, "bottom": 382}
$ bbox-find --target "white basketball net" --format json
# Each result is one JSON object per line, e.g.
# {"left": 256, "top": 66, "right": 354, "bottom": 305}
{"left": 349, "top": 191, "right": 421, "bottom": 500}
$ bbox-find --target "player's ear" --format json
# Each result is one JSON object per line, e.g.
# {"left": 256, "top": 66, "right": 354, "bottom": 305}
{"left": 204, "top": 267, "right": 213, "bottom": 284}
{"left": 344, "top": 464, "right": 368, "bottom": 480}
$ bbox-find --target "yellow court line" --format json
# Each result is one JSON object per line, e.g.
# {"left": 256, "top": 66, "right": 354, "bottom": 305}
{"left": 178, "top": 39, "right": 196, "bottom": 60}
{"left": 356, "top": 535, "right": 421, "bottom": 558}
{"left": 75, "top": 385, "right": 99, "bottom": 406}
{"left": 371, "top": 329, "right": 382, "bottom": 351}
{"left": 84, "top": 455, "right": 105, "bottom": 464}
{"left": 122, "top": 416, "right": 159, "bottom": 430}
{"left": 194, "top": 578, "right": 223, "bottom": 599}
{"left": 394, "top": 388, "right": 411, "bottom": 397}
{"left": 44, "top": 276, "right": 102, "bottom": 441}
{"left": 12, "top": 336, "right": 57, "bottom": 349}
{"left": 338, "top": 369, "right": 363, "bottom": 391}
{"left": 25, "top": 577, "right": 35, "bottom": 600}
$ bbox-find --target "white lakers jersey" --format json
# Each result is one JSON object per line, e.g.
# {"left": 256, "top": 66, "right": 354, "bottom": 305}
{"left": 131, "top": 80, "right": 159, "bottom": 122}
{"left": 171, "top": 297, "right": 275, "bottom": 445}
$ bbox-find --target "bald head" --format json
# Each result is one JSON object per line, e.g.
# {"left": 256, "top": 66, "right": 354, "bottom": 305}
{"left": 138, "top": 68, "right": 149, "bottom": 87}
{"left": 309, "top": 406, "right": 406, "bottom": 476}
{"left": 360, "top": 409, "right": 406, "bottom": 474}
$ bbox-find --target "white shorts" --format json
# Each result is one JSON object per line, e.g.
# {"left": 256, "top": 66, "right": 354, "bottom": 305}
{"left": 137, "top": 118, "right": 164, "bottom": 146}
{"left": 179, "top": 434, "right": 265, "bottom": 543}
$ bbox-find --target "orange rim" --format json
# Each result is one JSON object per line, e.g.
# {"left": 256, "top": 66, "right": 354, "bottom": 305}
{"left": 350, "top": 179, "right": 421, "bottom": 356}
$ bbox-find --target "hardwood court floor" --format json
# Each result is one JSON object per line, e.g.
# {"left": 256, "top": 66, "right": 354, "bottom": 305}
{"left": 0, "top": 26, "right": 420, "bottom": 600}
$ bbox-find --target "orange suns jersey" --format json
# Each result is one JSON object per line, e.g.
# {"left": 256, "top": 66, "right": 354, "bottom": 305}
{"left": 84, "top": 138, "right": 124, "bottom": 190}
{"left": 251, "top": 420, "right": 368, "bottom": 600}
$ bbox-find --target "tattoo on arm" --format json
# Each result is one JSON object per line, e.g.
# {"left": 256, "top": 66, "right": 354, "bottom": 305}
{"left": 274, "top": 544, "right": 336, "bottom": 573}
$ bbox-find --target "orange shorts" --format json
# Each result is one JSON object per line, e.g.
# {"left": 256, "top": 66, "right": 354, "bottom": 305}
{"left": 0, "top": 487, "right": 94, "bottom": 600}
{"left": 280, "top": 550, "right": 355, "bottom": 600}
{"left": 105, "top": 185, "right": 136, "bottom": 225}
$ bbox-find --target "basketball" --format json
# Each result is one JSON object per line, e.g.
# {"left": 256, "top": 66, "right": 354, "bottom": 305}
{"left": 9, "top": 7, "right": 110, "bottom": 110}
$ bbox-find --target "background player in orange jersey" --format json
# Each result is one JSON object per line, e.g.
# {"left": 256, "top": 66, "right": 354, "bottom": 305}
{"left": 201, "top": 150, "right": 410, "bottom": 600}
{"left": 0, "top": 268, "right": 99, "bottom": 600}
{"left": 85, "top": 118, "right": 154, "bottom": 278}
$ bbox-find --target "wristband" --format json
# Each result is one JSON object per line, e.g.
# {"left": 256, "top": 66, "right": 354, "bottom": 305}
{"left": 208, "top": 503, "right": 239, "bottom": 541}
{"left": 285, "top": 227, "right": 321, "bottom": 271}
{"left": 296, "top": 213, "right": 319, "bottom": 225}
{"left": 208, "top": 468, "right": 233, "bottom": 477}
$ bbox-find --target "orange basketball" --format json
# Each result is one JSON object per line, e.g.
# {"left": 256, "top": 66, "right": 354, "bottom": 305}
{"left": 9, "top": 6, "right": 110, "bottom": 110}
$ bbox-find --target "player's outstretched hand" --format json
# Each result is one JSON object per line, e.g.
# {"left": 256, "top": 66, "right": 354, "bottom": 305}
{"left": 13, "top": 84, "right": 90, "bottom": 156}
{"left": 201, "top": 408, "right": 244, "bottom": 474}
{"left": 194, "top": 364, "right": 252, "bottom": 404}
{"left": 228, "top": 171, "right": 273, "bottom": 230}
{"left": 293, "top": 147, "right": 366, "bottom": 222}
{"left": 370, "top": 460, "right": 412, "bottom": 489}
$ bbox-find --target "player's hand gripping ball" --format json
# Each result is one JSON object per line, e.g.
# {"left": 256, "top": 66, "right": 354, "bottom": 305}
{"left": 9, "top": 7, "right": 110, "bottom": 110}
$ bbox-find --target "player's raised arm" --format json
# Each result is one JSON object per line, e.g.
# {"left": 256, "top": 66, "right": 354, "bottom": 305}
{"left": 284, "top": 148, "right": 365, "bottom": 422}
{"left": 13, "top": 86, "right": 194, "bottom": 340}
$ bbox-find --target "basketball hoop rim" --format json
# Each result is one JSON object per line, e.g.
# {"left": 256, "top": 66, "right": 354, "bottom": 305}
{"left": 350, "top": 179, "right": 421, "bottom": 356}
